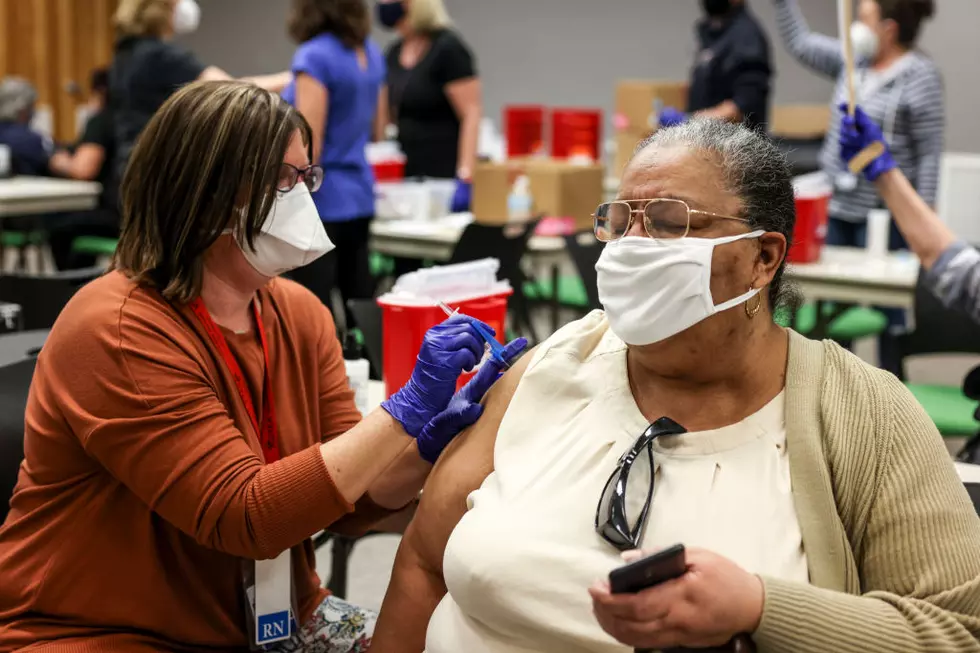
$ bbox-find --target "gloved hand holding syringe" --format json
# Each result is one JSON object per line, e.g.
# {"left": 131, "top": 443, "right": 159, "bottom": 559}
{"left": 436, "top": 300, "right": 514, "bottom": 369}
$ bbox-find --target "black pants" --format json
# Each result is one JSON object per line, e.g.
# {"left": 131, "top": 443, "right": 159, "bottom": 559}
{"left": 289, "top": 216, "right": 374, "bottom": 330}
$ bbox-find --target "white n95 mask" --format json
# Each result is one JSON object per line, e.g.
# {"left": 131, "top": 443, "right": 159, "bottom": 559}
{"left": 850, "top": 22, "right": 880, "bottom": 61}
{"left": 237, "top": 185, "right": 334, "bottom": 278}
{"left": 173, "top": 0, "right": 201, "bottom": 35}
{"left": 596, "top": 232, "right": 764, "bottom": 346}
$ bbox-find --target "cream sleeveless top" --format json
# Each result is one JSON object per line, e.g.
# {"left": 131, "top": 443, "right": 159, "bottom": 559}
{"left": 425, "top": 313, "right": 809, "bottom": 653}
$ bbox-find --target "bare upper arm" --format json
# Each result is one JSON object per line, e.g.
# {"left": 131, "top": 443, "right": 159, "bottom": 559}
{"left": 407, "top": 346, "right": 537, "bottom": 576}
{"left": 444, "top": 77, "right": 481, "bottom": 119}
{"left": 293, "top": 73, "right": 328, "bottom": 161}
{"left": 197, "top": 65, "right": 232, "bottom": 82}
{"left": 68, "top": 144, "right": 106, "bottom": 181}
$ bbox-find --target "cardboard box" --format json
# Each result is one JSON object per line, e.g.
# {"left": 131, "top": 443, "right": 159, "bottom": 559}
{"left": 472, "top": 159, "right": 605, "bottom": 231}
{"left": 615, "top": 80, "right": 689, "bottom": 133}
{"left": 770, "top": 104, "right": 832, "bottom": 140}
{"left": 614, "top": 130, "right": 654, "bottom": 178}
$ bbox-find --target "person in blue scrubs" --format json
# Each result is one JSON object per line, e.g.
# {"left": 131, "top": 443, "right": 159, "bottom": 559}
{"left": 283, "top": 0, "right": 386, "bottom": 326}
{"left": 0, "top": 77, "right": 53, "bottom": 177}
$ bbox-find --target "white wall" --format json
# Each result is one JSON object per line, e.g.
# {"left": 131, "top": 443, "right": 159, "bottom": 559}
{"left": 182, "top": 0, "right": 979, "bottom": 152}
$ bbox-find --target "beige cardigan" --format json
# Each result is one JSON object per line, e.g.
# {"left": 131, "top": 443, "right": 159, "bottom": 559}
{"left": 756, "top": 331, "right": 980, "bottom": 651}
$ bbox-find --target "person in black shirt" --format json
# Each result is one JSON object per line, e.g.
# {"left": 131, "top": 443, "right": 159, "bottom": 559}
{"left": 659, "top": 0, "right": 773, "bottom": 131}
{"left": 109, "top": 0, "right": 291, "bottom": 196}
{"left": 377, "top": 0, "right": 481, "bottom": 213}
{"left": 49, "top": 69, "right": 116, "bottom": 200}
{"left": 45, "top": 69, "right": 122, "bottom": 270}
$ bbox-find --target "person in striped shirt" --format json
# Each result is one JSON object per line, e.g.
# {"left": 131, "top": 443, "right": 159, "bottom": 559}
{"left": 773, "top": 0, "right": 942, "bottom": 372}
{"left": 842, "top": 105, "right": 980, "bottom": 325}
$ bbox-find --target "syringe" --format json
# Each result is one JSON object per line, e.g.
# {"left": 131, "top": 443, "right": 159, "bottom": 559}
{"left": 436, "top": 300, "right": 511, "bottom": 369}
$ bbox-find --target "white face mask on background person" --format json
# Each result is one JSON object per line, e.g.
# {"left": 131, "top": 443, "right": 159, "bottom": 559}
{"left": 233, "top": 185, "right": 334, "bottom": 278}
{"left": 850, "top": 21, "right": 880, "bottom": 61}
{"left": 173, "top": 0, "right": 201, "bottom": 35}
{"left": 595, "top": 231, "right": 764, "bottom": 347}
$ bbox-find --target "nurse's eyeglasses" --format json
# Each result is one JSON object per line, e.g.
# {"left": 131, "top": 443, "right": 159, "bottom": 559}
{"left": 279, "top": 163, "right": 324, "bottom": 194}
{"left": 595, "top": 417, "right": 687, "bottom": 552}
{"left": 593, "top": 198, "right": 749, "bottom": 242}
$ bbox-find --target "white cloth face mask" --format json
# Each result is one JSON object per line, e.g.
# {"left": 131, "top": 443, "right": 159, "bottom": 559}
{"left": 596, "top": 231, "right": 764, "bottom": 346}
{"left": 850, "top": 22, "right": 880, "bottom": 62}
{"left": 235, "top": 185, "right": 334, "bottom": 278}
{"left": 173, "top": 0, "right": 201, "bottom": 35}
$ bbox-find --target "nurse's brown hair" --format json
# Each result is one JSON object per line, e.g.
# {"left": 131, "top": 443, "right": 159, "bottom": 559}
{"left": 876, "top": 0, "right": 935, "bottom": 47}
{"left": 288, "top": 0, "right": 371, "bottom": 48}
{"left": 114, "top": 80, "right": 312, "bottom": 302}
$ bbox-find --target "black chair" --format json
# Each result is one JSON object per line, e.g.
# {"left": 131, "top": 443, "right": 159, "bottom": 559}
{"left": 966, "top": 482, "right": 980, "bottom": 516}
{"left": 0, "top": 357, "right": 37, "bottom": 525}
{"left": 896, "top": 273, "right": 980, "bottom": 441}
{"left": 448, "top": 219, "right": 541, "bottom": 343}
{"left": 563, "top": 231, "right": 603, "bottom": 312}
{"left": 346, "top": 298, "right": 383, "bottom": 381}
{"left": 0, "top": 267, "right": 104, "bottom": 330}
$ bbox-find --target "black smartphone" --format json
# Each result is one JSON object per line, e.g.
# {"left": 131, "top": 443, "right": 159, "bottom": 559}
{"left": 608, "top": 544, "right": 687, "bottom": 594}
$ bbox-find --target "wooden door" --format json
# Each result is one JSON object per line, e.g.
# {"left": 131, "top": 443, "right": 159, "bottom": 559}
{"left": 0, "top": 0, "right": 118, "bottom": 143}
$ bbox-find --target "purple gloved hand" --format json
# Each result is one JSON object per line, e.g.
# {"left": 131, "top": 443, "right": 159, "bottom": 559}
{"left": 450, "top": 178, "right": 472, "bottom": 213}
{"left": 838, "top": 103, "right": 897, "bottom": 182}
{"left": 658, "top": 107, "right": 688, "bottom": 129}
{"left": 417, "top": 337, "right": 528, "bottom": 463}
{"left": 382, "top": 315, "right": 493, "bottom": 438}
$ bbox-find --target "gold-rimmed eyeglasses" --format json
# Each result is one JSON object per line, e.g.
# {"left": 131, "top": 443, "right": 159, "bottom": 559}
{"left": 593, "top": 198, "right": 750, "bottom": 242}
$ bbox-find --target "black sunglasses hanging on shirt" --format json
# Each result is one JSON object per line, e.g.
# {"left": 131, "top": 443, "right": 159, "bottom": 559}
{"left": 595, "top": 416, "right": 688, "bottom": 552}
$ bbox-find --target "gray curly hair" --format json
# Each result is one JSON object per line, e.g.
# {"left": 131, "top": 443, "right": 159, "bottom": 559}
{"left": 633, "top": 118, "right": 801, "bottom": 312}
{"left": 0, "top": 77, "right": 37, "bottom": 123}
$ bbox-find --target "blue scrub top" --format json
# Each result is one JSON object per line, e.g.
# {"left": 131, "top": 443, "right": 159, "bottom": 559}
{"left": 0, "top": 121, "right": 52, "bottom": 176}
{"left": 283, "top": 34, "right": 385, "bottom": 222}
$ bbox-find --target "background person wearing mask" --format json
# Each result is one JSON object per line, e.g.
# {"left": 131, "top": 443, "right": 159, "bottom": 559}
{"left": 0, "top": 77, "right": 53, "bottom": 177}
{"left": 658, "top": 0, "right": 774, "bottom": 131}
{"left": 377, "top": 0, "right": 480, "bottom": 214}
{"left": 109, "top": 0, "right": 291, "bottom": 199}
{"left": 772, "top": 0, "right": 941, "bottom": 372}
{"left": 0, "top": 80, "right": 525, "bottom": 651}
{"left": 842, "top": 105, "right": 980, "bottom": 324}
{"left": 283, "top": 0, "right": 386, "bottom": 324}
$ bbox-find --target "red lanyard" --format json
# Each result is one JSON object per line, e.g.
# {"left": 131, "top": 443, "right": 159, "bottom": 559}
{"left": 189, "top": 297, "right": 281, "bottom": 464}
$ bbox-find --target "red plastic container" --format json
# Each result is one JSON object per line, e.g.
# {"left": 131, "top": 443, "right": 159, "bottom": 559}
{"left": 373, "top": 160, "right": 406, "bottom": 182}
{"left": 505, "top": 105, "right": 547, "bottom": 158}
{"left": 788, "top": 174, "right": 832, "bottom": 264}
{"left": 379, "top": 290, "right": 513, "bottom": 398}
{"left": 551, "top": 108, "right": 603, "bottom": 161}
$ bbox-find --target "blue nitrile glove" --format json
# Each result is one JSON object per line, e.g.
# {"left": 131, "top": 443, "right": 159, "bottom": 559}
{"left": 416, "top": 337, "right": 528, "bottom": 463}
{"left": 450, "top": 178, "right": 472, "bottom": 213}
{"left": 381, "top": 314, "right": 492, "bottom": 438}
{"left": 658, "top": 107, "right": 688, "bottom": 128}
{"left": 839, "top": 104, "right": 897, "bottom": 182}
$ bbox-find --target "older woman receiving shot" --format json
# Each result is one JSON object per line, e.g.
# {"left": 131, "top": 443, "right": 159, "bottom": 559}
{"left": 369, "top": 119, "right": 980, "bottom": 653}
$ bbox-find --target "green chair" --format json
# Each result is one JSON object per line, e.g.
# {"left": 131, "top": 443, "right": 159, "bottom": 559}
{"left": 775, "top": 302, "right": 888, "bottom": 342}
{"left": 70, "top": 236, "right": 118, "bottom": 259}
{"left": 905, "top": 384, "right": 980, "bottom": 437}
{"left": 1, "top": 231, "right": 49, "bottom": 273}
{"left": 1, "top": 231, "right": 45, "bottom": 249}
{"left": 897, "top": 273, "right": 980, "bottom": 439}
{"left": 523, "top": 275, "right": 591, "bottom": 310}
{"left": 369, "top": 252, "right": 395, "bottom": 278}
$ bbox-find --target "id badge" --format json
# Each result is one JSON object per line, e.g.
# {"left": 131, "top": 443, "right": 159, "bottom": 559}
{"left": 243, "top": 551, "right": 296, "bottom": 649}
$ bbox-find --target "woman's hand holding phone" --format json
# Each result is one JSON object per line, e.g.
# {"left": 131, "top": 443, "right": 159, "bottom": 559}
{"left": 589, "top": 546, "right": 764, "bottom": 651}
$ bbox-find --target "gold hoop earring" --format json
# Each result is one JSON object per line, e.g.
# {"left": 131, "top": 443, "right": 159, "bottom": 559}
{"left": 745, "top": 289, "right": 762, "bottom": 318}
